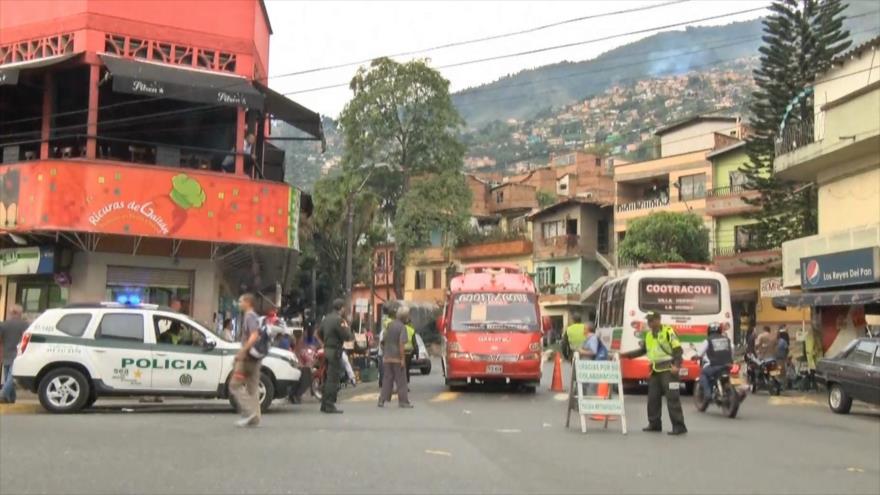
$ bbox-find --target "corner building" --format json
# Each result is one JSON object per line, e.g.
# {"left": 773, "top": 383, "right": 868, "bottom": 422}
{"left": 0, "top": 0, "right": 323, "bottom": 324}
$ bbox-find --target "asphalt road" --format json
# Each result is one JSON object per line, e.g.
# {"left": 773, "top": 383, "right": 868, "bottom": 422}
{"left": 1, "top": 359, "right": 878, "bottom": 495}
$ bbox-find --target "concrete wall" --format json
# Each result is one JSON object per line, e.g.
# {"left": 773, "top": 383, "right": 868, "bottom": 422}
{"left": 818, "top": 162, "right": 880, "bottom": 235}
{"left": 68, "top": 252, "right": 219, "bottom": 325}
{"left": 814, "top": 50, "right": 880, "bottom": 118}
{"left": 660, "top": 121, "right": 738, "bottom": 157}
{"left": 712, "top": 149, "right": 750, "bottom": 189}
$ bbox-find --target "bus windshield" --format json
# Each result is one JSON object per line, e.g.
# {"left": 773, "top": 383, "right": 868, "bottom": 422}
{"left": 638, "top": 278, "right": 721, "bottom": 315}
{"left": 450, "top": 292, "right": 539, "bottom": 331}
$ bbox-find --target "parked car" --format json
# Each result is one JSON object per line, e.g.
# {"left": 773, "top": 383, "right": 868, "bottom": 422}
{"left": 816, "top": 337, "right": 880, "bottom": 414}
{"left": 13, "top": 302, "right": 302, "bottom": 413}
{"left": 409, "top": 333, "right": 432, "bottom": 375}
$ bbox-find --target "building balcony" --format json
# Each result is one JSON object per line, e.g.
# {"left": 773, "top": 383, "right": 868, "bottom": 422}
{"left": 775, "top": 83, "right": 880, "bottom": 181}
{"left": 615, "top": 194, "right": 669, "bottom": 213}
{"left": 410, "top": 246, "right": 447, "bottom": 264}
{"left": 0, "top": 158, "right": 300, "bottom": 249}
{"left": 706, "top": 185, "right": 761, "bottom": 216}
{"left": 712, "top": 246, "right": 781, "bottom": 276}
{"left": 534, "top": 235, "right": 583, "bottom": 260}
{"left": 455, "top": 238, "right": 532, "bottom": 261}
{"left": 538, "top": 284, "right": 582, "bottom": 306}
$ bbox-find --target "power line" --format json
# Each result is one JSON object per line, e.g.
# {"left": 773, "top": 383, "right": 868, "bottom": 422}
{"left": 283, "top": 6, "right": 769, "bottom": 96}
{"left": 269, "top": 1, "right": 690, "bottom": 79}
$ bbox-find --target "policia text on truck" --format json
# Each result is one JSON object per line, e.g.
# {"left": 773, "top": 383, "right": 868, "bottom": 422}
{"left": 621, "top": 311, "right": 688, "bottom": 436}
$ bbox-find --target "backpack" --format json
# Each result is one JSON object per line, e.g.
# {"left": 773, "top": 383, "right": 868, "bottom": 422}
{"left": 247, "top": 316, "right": 272, "bottom": 360}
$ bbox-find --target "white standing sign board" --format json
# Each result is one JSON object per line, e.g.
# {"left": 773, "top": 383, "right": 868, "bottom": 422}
{"left": 565, "top": 354, "right": 627, "bottom": 434}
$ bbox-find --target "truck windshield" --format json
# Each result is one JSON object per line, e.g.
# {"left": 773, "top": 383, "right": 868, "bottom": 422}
{"left": 450, "top": 292, "right": 539, "bottom": 331}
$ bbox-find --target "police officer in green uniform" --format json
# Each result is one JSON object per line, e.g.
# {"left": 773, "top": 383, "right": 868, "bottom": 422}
{"left": 623, "top": 311, "right": 688, "bottom": 435}
{"left": 317, "top": 298, "right": 352, "bottom": 414}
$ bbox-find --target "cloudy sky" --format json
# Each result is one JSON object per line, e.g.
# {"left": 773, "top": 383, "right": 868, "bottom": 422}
{"left": 264, "top": 0, "right": 769, "bottom": 117}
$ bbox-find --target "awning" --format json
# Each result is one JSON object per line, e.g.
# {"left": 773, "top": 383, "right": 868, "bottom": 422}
{"left": 0, "top": 52, "right": 80, "bottom": 86}
{"left": 99, "top": 54, "right": 264, "bottom": 109}
{"left": 254, "top": 81, "right": 323, "bottom": 141}
{"left": 772, "top": 288, "right": 880, "bottom": 309}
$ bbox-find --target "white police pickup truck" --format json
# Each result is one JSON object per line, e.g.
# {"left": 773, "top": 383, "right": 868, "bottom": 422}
{"left": 12, "top": 303, "right": 302, "bottom": 413}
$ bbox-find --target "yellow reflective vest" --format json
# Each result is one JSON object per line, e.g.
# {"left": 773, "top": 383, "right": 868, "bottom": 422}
{"left": 405, "top": 324, "right": 416, "bottom": 352}
{"left": 565, "top": 323, "right": 587, "bottom": 351}
{"left": 644, "top": 325, "right": 681, "bottom": 372}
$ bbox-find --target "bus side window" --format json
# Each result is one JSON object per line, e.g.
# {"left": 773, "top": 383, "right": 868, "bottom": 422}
{"left": 612, "top": 281, "right": 625, "bottom": 327}
{"left": 597, "top": 286, "right": 607, "bottom": 327}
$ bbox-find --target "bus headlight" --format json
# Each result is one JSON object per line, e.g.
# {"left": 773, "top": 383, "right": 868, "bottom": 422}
{"left": 449, "top": 351, "right": 472, "bottom": 360}
{"left": 519, "top": 352, "right": 541, "bottom": 361}
{"left": 528, "top": 342, "right": 541, "bottom": 352}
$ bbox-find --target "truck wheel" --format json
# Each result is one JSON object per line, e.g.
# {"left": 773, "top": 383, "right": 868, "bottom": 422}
{"left": 38, "top": 367, "right": 90, "bottom": 414}
{"left": 828, "top": 383, "right": 852, "bottom": 414}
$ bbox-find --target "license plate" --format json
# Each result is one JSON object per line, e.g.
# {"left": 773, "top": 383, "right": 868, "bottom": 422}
{"left": 678, "top": 368, "right": 688, "bottom": 377}
{"left": 486, "top": 364, "right": 503, "bottom": 374}
{"left": 730, "top": 377, "right": 742, "bottom": 386}
{"left": 769, "top": 370, "right": 781, "bottom": 376}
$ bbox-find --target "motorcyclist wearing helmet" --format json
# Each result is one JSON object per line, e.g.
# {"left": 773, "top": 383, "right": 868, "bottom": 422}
{"left": 693, "top": 323, "right": 734, "bottom": 402}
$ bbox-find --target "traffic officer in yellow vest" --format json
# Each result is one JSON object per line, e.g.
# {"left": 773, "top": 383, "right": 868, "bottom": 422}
{"left": 622, "top": 311, "right": 688, "bottom": 435}
{"left": 563, "top": 314, "right": 587, "bottom": 360}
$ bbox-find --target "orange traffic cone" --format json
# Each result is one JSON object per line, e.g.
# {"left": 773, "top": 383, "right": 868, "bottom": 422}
{"left": 550, "top": 352, "right": 564, "bottom": 392}
{"left": 590, "top": 381, "right": 618, "bottom": 422}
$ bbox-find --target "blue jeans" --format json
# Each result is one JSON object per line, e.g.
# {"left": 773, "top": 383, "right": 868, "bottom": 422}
{"left": 700, "top": 365, "right": 727, "bottom": 399}
{"left": 1, "top": 363, "right": 15, "bottom": 402}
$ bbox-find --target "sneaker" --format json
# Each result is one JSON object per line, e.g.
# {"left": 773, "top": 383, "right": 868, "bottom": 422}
{"left": 668, "top": 427, "right": 688, "bottom": 436}
{"left": 235, "top": 414, "right": 259, "bottom": 427}
{"left": 399, "top": 403, "right": 414, "bottom": 409}
{"left": 642, "top": 425, "right": 662, "bottom": 433}
{"left": 321, "top": 406, "right": 343, "bottom": 414}
{"left": 377, "top": 402, "right": 385, "bottom": 408}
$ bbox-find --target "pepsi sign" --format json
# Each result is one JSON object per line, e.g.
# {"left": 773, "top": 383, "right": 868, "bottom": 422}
{"left": 800, "top": 247, "right": 879, "bottom": 290}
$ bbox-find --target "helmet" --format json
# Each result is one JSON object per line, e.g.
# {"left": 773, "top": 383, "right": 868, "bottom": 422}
{"left": 707, "top": 322, "right": 723, "bottom": 335}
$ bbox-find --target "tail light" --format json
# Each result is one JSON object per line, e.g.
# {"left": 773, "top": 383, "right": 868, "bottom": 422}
{"left": 730, "top": 363, "right": 740, "bottom": 375}
{"left": 18, "top": 333, "right": 32, "bottom": 355}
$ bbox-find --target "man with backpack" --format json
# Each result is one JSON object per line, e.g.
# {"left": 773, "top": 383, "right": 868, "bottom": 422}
{"left": 231, "top": 293, "right": 266, "bottom": 427}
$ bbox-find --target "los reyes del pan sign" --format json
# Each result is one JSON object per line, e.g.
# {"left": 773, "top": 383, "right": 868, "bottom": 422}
{"left": 565, "top": 355, "right": 627, "bottom": 435}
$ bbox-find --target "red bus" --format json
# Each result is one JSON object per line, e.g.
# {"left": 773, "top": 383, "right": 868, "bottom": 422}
{"left": 438, "top": 264, "right": 547, "bottom": 391}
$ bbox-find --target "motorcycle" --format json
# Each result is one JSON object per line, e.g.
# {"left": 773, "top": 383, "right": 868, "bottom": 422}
{"left": 309, "top": 347, "right": 353, "bottom": 400}
{"left": 746, "top": 353, "right": 783, "bottom": 396}
{"left": 693, "top": 362, "right": 745, "bottom": 418}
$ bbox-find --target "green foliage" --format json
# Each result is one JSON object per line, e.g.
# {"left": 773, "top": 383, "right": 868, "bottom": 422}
{"left": 303, "top": 171, "right": 382, "bottom": 300}
{"left": 394, "top": 173, "right": 472, "bottom": 255}
{"left": 338, "top": 58, "right": 471, "bottom": 293}
{"left": 455, "top": 225, "right": 529, "bottom": 248}
{"left": 536, "top": 190, "right": 557, "bottom": 208}
{"left": 618, "top": 212, "right": 710, "bottom": 264}
{"left": 741, "top": 0, "right": 851, "bottom": 249}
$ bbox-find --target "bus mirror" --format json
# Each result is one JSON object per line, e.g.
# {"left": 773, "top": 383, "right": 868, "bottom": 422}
{"left": 542, "top": 316, "right": 552, "bottom": 333}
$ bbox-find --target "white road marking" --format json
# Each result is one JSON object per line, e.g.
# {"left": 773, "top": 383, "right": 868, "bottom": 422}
{"left": 553, "top": 393, "right": 569, "bottom": 401}
{"left": 425, "top": 450, "right": 452, "bottom": 457}
{"left": 495, "top": 428, "right": 521, "bottom": 434}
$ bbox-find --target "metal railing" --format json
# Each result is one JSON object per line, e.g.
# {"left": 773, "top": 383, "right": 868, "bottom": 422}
{"left": 616, "top": 194, "right": 669, "bottom": 213}
{"left": 707, "top": 184, "right": 749, "bottom": 197}
{"left": 713, "top": 244, "right": 764, "bottom": 257}
{"left": 775, "top": 119, "right": 814, "bottom": 156}
{"left": 539, "top": 283, "right": 581, "bottom": 296}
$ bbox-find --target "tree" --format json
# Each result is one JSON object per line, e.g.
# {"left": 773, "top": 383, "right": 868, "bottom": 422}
{"left": 741, "top": 0, "right": 851, "bottom": 248}
{"left": 618, "top": 212, "right": 710, "bottom": 264}
{"left": 536, "top": 190, "right": 557, "bottom": 208}
{"left": 338, "top": 58, "right": 471, "bottom": 295}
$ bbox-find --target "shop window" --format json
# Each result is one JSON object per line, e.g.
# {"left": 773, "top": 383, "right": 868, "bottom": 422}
{"left": 16, "top": 281, "right": 68, "bottom": 316}
{"left": 432, "top": 269, "right": 442, "bottom": 289}
{"left": 56, "top": 314, "right": 92, "bottom": 337}
{"left": 414, "top": 270, "right": 427, "bottom": 290}
{"left": 96, "top": 314, "right": 144, "bottom": 342}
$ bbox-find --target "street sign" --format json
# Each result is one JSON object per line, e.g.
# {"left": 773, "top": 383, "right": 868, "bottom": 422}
{"left": 760, "top": 277, "right": 789, "bottom": 298}
{"left": 565, "top": 354, "right": 627, "bottom": 435}
{"left": 355, "top": 298, "right": 369, "bottom": 314}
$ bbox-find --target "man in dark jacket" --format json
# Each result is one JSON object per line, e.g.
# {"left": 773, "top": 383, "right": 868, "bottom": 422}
{"left": 317, "top": 299, "right": 352, "bottom": 414}
{"left": 0, "top": 305, "right": 28, "bottom": 404}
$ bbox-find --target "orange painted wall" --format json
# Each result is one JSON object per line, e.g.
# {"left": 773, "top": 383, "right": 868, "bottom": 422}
{"left": 0, "top": 0, "right": 87, "bottom": 32}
